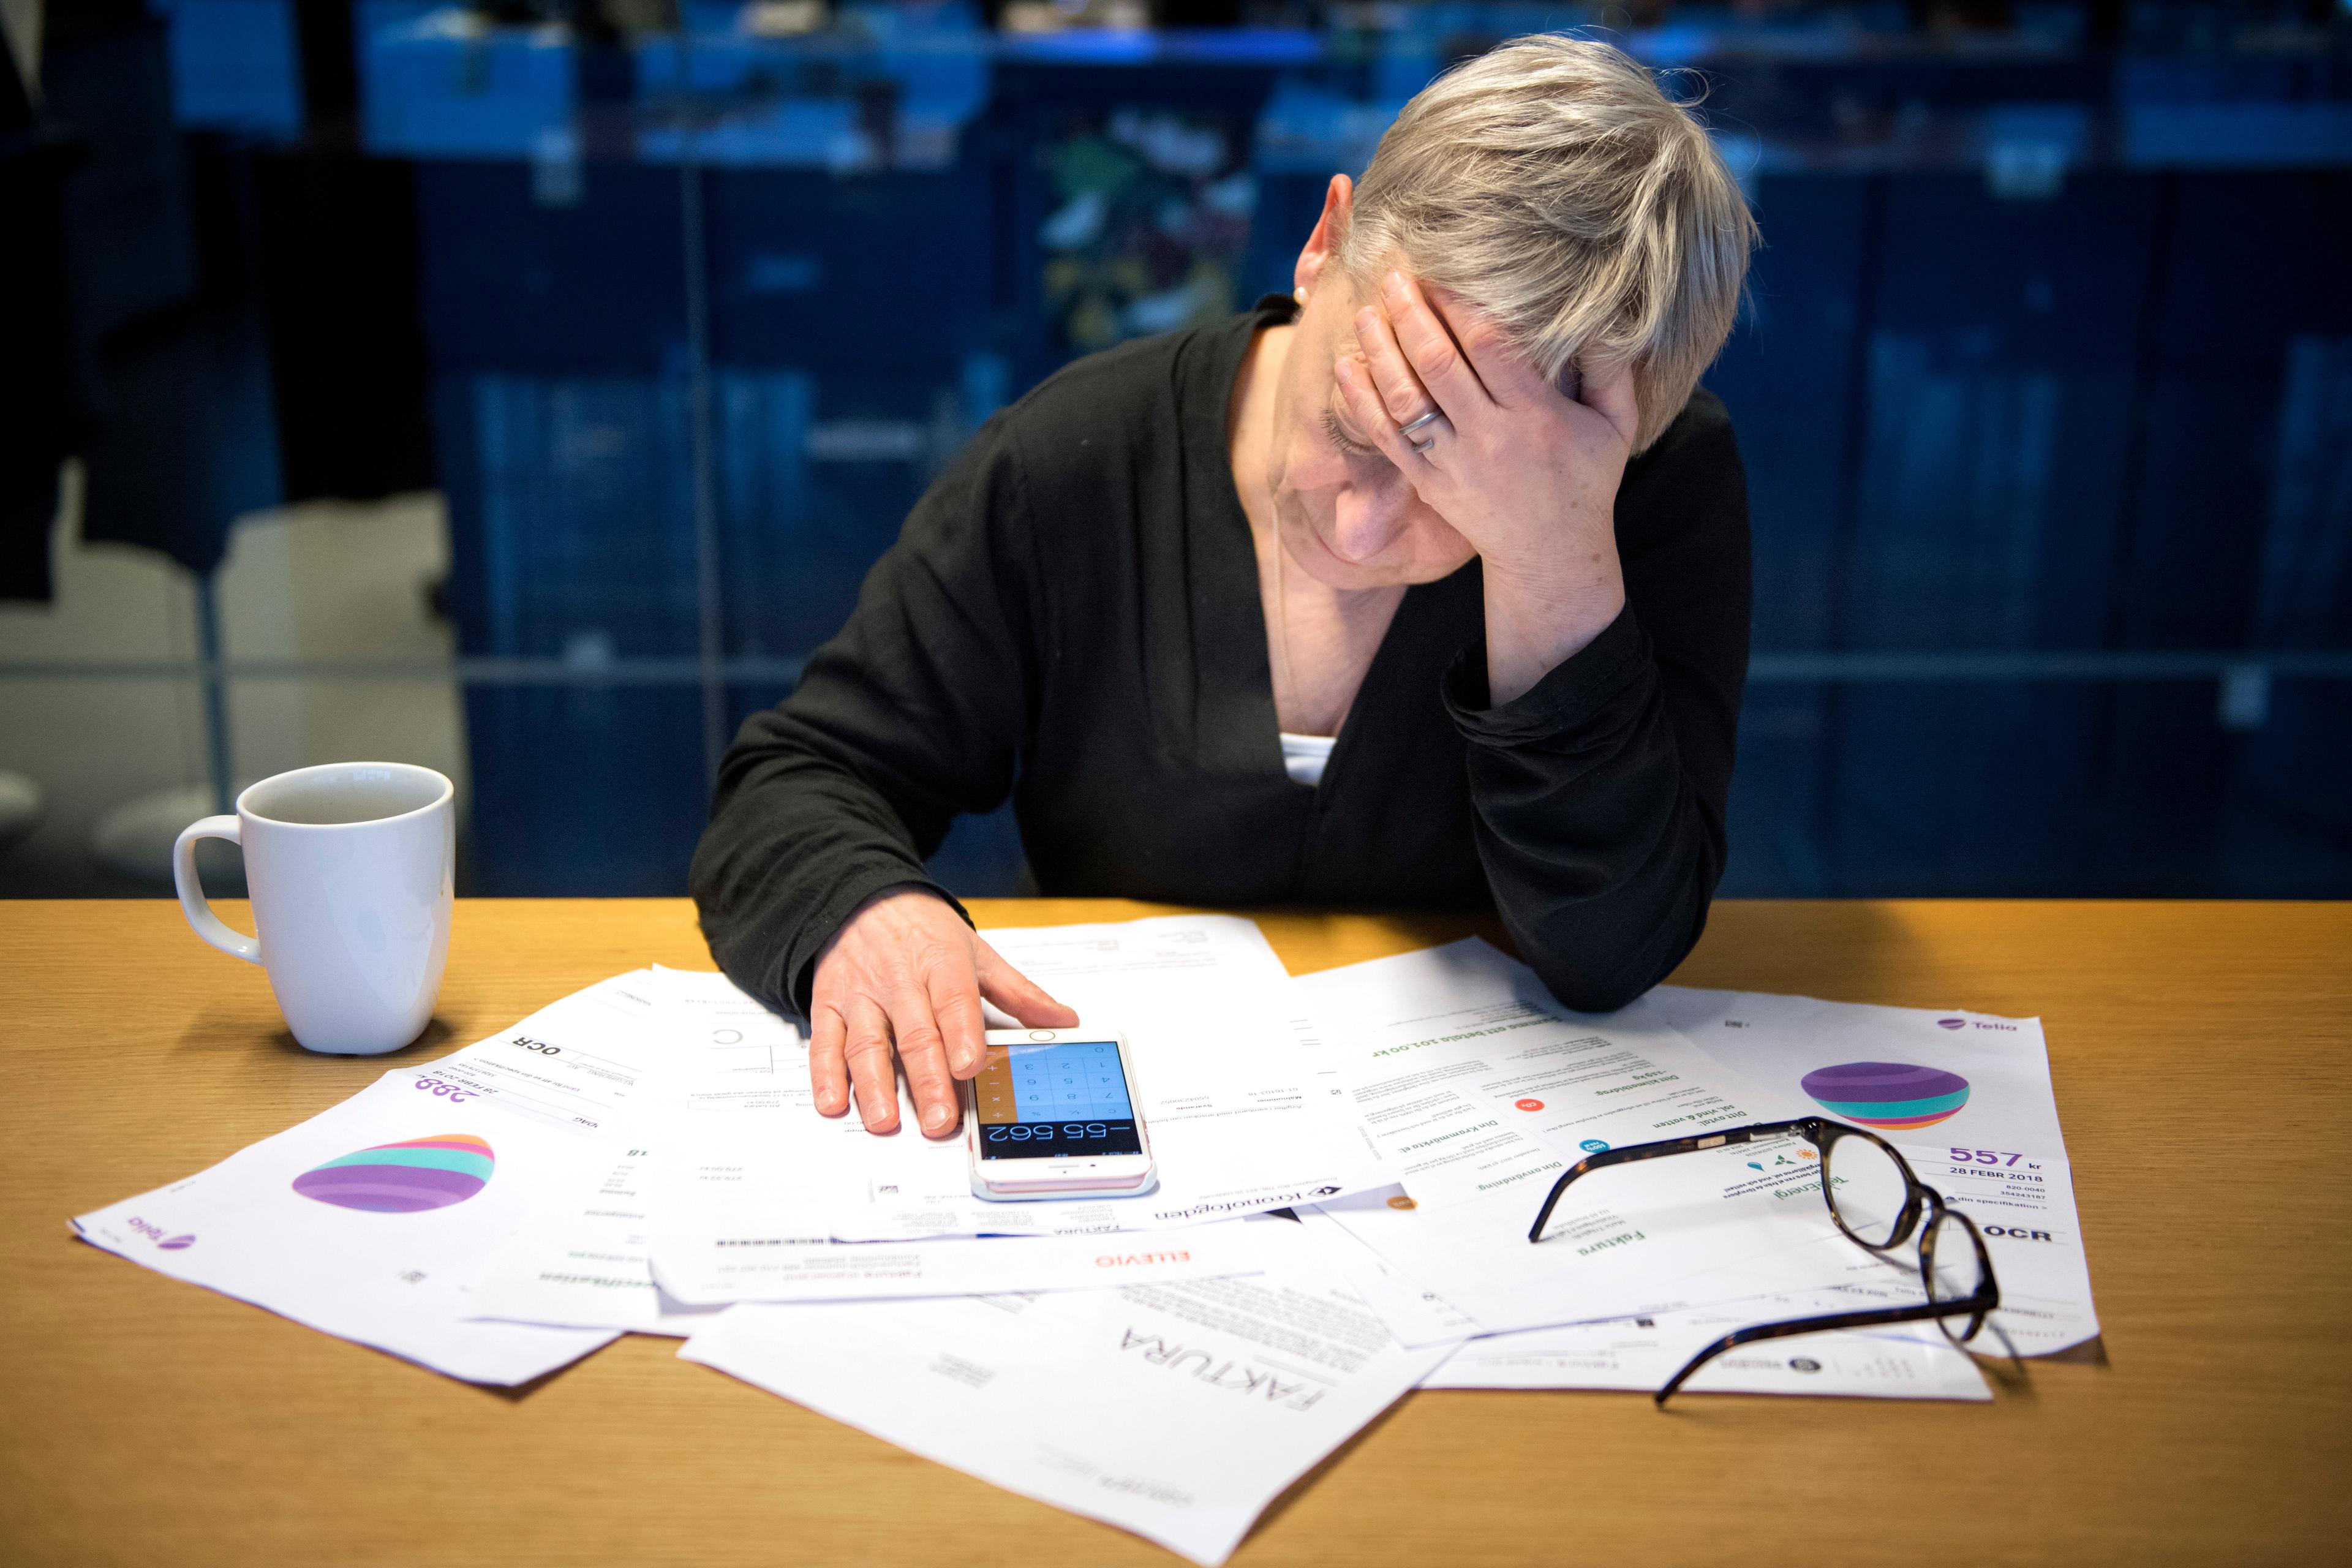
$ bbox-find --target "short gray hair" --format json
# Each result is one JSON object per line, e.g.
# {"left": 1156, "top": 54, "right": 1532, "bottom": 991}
{"left": 1341, "top": 34, "right": 1756, "bottom": 453}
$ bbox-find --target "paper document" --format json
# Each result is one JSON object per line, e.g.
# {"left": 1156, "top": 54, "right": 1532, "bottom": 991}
{"left": 475, "top": 970, "right": 1276, "bottom": 1323}
{"left": 649, "top": 920, "right": 1381, "bottom": 1274}
{"left": 1426, "top": 1219, "right": 1991, "bottom": 1399}
{"left": 1306, "top": 940, "right": 1762, "bottom": 1208}
{"left": 643, "top": 963, "right": 807, "bottom": 1119}
{"left": 606, "top": 963, "right": 1313, "bottom": 1306}
{"left": 475, "top": 969, "right": 1295, "bottom": 1328}
{"left": 1649, "top": 986, "right": 2100, "bottom": 1355}
{"left": 1291, "top": 1205, "right": 1480, "bottom": 1347}
{"left": 70, "top": 971, "right": 693, "bottom": 1380}
{"left": 1298, "top": 940, "right": 1853, "bottom": 1334}
{"left": 853, "top": 916, "right": 1379, "bottom": 1234}
{"left": 680, "top": 1240, "right": 1457, "bottom": 1566}
{"left": 1297, "top": 1207, "right": 1986, "bottom": 1399}
{"left": 473, "top": 967, "right": 812, "bottom": 1332}
{"left": 471, "top": 965, "right": 831, "bottom": 1332}
{"left": 657, "top": 1219, "right": 1303, "bottom": 1306}
{"left": 466, "top": 1133, "right": 721, "bottom": 1335}
{"left": 399, "top": 968, "right": 676, "bottom": 1132}
{"left": 640, "top": 967, "right": 836, "bottom": 1297}
{"left": 1425, "top": 1306, "right": 1991, "bottom": 1400}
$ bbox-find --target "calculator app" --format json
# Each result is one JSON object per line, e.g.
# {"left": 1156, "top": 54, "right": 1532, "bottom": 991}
{"left": 972, "top": 1041, "right": 1142, "bottom": 1159}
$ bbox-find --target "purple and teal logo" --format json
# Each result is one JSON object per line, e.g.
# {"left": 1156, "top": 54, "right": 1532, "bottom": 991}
{"left": 1800, "top": 1061, "right": 1971, "bottom": 1132}
{"left": 292, "top": 1133, "right": 495, "bottom": 1213}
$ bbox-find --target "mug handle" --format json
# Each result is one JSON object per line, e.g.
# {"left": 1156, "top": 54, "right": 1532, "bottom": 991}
{"left": 173, "top": 815, "right": 261, "bottom": 965}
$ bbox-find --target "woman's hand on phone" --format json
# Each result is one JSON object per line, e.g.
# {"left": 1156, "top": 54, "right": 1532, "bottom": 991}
{"left": 807, "top": 888, "right": 1079, "bottom": 1137}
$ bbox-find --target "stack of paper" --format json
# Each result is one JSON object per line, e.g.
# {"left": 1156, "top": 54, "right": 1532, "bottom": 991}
{"left": 72, "top": 970, "right": 674, "bottom": 1383}
{"left": 75, "top": 914, "right": 2098, "bottom": 1564}
{"left": 682, "top": 1265, "right": 1455, "bottom": 1566}
{"left": 1649, "top": 982, "right": 2100, "bottom": 1357}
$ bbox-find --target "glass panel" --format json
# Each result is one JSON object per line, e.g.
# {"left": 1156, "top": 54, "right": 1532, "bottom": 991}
{"left": 7, "top": 8, "right": 2350, "bottom": 904}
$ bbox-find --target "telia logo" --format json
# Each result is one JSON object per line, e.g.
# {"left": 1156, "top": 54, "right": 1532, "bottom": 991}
{"left": 1937, "top": 1018, "right": 1967, "bottom": 1030}
{"left": 124, "top": 1216, "right": 195, "bottom": 1250}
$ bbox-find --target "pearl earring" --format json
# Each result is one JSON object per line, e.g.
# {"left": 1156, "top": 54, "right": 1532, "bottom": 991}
{"left": 1294, "top": 286, "right": 1308, "bottom": 304}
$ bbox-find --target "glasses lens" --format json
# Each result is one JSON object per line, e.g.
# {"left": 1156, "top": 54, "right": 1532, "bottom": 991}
{"left": 1822, "top": 1132, "right": 1910, "bottom": 1248}
{"left": 1926, "top": 1210, "right": 1988, "bottom": 1342}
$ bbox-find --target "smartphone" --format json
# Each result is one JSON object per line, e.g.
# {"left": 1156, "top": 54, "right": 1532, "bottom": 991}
{"left": 965, "top": 1028, "right": 1156, "bottom": 1201}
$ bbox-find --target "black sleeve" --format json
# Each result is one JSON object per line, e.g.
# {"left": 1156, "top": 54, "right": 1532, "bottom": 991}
{"left": 1441, "top": 394, "right": 1751, "bottom": 1013}
{"left": 689, "top": 417, "right": 1044, "bottom": 1017}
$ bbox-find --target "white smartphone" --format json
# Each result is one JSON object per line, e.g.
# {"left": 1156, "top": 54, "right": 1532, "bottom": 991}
{"left": 965, "top": 1028, "right": 1156, "bottom": 1201}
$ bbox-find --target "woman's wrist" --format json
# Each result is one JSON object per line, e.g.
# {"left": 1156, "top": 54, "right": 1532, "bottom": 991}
{"left": 1480, "top": 555, "right": 1626, "bottom": 706}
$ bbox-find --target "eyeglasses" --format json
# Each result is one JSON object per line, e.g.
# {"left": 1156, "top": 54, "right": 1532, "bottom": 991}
{"left": 1528, "top": 1117, "right": 2001, "bottom": 1405}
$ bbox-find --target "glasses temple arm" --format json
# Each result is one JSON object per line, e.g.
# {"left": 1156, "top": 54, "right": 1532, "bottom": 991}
{"left": 1526, "top": 1118, "right": 1819, "bottom": 1245}
{"left": 1653, "top": 1287, "right": 2000, "bottom": 1406}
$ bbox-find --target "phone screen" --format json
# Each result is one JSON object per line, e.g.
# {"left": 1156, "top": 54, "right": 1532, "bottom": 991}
{"left": 973, "top": 1041, "right": 1143, "bottom": 1160}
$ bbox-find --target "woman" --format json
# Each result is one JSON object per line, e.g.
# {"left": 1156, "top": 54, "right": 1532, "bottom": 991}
{"left": 692, "top": 35, "right": 1757, "bottom": 1138}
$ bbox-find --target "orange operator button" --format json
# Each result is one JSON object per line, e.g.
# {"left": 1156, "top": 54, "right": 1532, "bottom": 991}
{"left": 974, "top": 1046, "right": 1019, "bottom": 1126}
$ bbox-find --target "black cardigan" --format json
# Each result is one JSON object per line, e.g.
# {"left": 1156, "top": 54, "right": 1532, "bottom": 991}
{"left": 692, "top": 296, "right": 1751, "bottom": 1016}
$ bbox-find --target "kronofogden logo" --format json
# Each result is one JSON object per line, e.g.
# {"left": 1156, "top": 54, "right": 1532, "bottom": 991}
{"left": 1148, "top": 1185, "right": 1342, "bottom": 1223}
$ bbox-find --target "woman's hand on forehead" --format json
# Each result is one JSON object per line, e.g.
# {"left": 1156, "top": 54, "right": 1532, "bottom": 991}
{"left": 1332, "top": 271, "right": 1638, "bottom": 702}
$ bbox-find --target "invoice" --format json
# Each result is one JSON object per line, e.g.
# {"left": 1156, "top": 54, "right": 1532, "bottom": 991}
{"left": 466, "top": 1133, "right": 722, "bottom": 1334}
{"left": 679, "top": 1238, "right": 1456, "bottom": 1566}
{"left": 1423, "top": 1298, "right": 1991, "bottom": 1400}
{"left": 69, "top": 972, "right": 675, "bottom": 1382}
{"left": 649, "top": 919, "right": 1382, "bottom": 1264}
{"left": 1294, "top": 1207, "right": 1988, "bottom": 1400}
{"left": 422, "top": 967, "right": 1308, "bottom": 1312}
{"left": 1297, "top": 939, "right": 1860, "bottom": 1335}
{"left": 476, "top": 971, "right": 1287, "bottom": 1327}
{"left": 475, "top": 967, "right": 805, "bottom": 1332}
{"left": 1650, "top": 984, "right": 2101, "bottom": 1356}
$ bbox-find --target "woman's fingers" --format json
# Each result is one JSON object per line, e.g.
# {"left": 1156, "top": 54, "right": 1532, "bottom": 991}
{"left": 924, "top": 953, "right": 988, "bottom": 1080}
{"left": 1334, "top": 355, "right": 1436, "bottom": 472}
{"left": 1444, "top": 295, "right": 1556, "bottom": 410}
{"left": 842, "top": 993, "right": 902, "bottom": 1133}
{"left": 1353, "top": 304, "right": 1440, "bottom": 430}
{"left": 809, "top": 891, "right": 1074, "bottom": 1139}
{"left": 1579, "top": 360, "right": 1642, "bottom": 449}
{"left": 1381, "top": 273, "right": 1494, "bottom": 419}
{"left": 809, "top": 1000, "right": 851, "bottom": 1117}
{"left": 885, "top": 977, "right": 963, "bottom": 1137}
{"left": 974, "top": 937, "right": 1080, "bottom": 1028}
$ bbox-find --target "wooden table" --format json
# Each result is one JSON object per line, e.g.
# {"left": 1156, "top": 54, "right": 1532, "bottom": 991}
{"left": 5, "top": 898, "right": 2348, "bottom": 1565}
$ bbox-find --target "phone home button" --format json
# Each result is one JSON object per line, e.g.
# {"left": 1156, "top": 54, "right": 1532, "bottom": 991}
{"left": 1027, "top": 1030, "right": 1056, "bottom": 1041}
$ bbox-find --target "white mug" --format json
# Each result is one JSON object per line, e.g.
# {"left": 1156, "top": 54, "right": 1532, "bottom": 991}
{"left": 172, "top": 761, "right": 455, "bottom": 1055}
